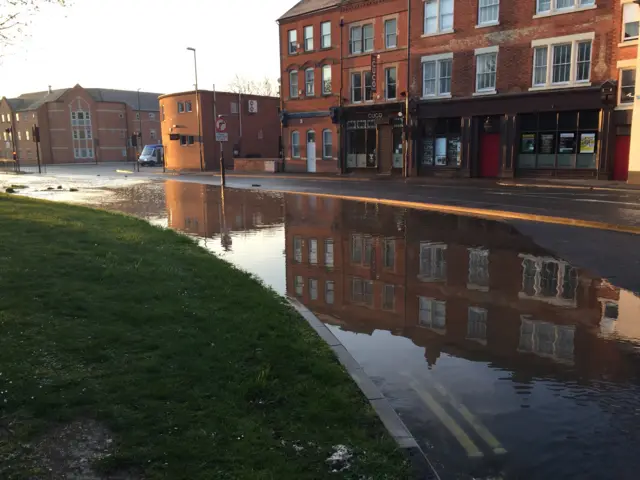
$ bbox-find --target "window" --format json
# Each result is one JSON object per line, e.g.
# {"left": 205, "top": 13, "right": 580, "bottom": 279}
{"left": 288, "top": 29, "right": 297, "bottom": 54}
{"left": 623, "top": 3, "right": 640, "bottom": 42}
{"left": 17, "top": 131, "right": 21, "bottom": 141}
{"left": 73, "top": 130, "right": 78, "bottom": 140}
{"left": 290, "top": 70, "right": 299, "bottom": 98}
{"left": 185, "top": 101, "right": 193, "bottom": 112}
{"left": 385, "top": 67, "right": 397, "bottom": 99}
{"left": 422, "top": 54, "right": 452, "bottom": 97}
{"left": 322, "top": 129, "right": 332, "bottom": 159}
{"left": 325, "top": 281, "right": 335, "bottom": 304}
{"left": 15, "top": 113, "right": 20, "bottom": 121}
{"left": 351, "top": 277, "right": 374, "bottom": 306}
{"left": 309, "top": 279, "right": 318, "bottom": 300}
{"left": 322, "top": 65, "right": 332, "bottom": 95}
{"left": 420, "top": 117, "right": 462, "bottom": 167}
{"left": 304, "top": 25, "right": 313, "bottom": 51}
{"left": 188, "top": 135, "right": 195, "bottom": 145}
{"left": 86, "top": 129, "right": 93, "bottom": 139}
{"left": 519, "top": 317, "right": 575, "bottom": 363}
{"left": 424, "top": 0, "right": 454, "bottom": 35}
{"left": 324, "top": 238, "right": 334, "bottom": 266}
{"left": 309, "top": 239, "right": 318, "bottom": 265}
{"left": 419, "top": 242, "right": 447, "bottom": 281}
{"left": 475, "top": 51, "right": 497, "bottom": 92}
{"left": 87, "top": 148, "right": 94, "bottom": 158}
{"left": 383, "top": 285, "right": 395, "bottom": 311}
{"left": 293, "top": 236, "right": 303, "bottom": 262}
{"left": 468, "top": 248, "right": 490, "bottom": 290}
{"left": 349, "top": 24, "right": 373, "bottom": 54}
{"left": 1, "top": 114, "right": 4, "bottom": 122}
{"left": 620, "top": 68, "right": 636, "bottom": 105}
{"left": 295, "top": 276, "right": 304, "bottom": 296}
{"left": 467, "top": 307, "right": 488, "bottom": 343}
{"left": 305, "top": 68, "right": 315, "bottom": 96}
{"left": 351, "top": 234, "right": 373, "bottom": 265}
{"left": 321, "top": 21, "right": 331, "bottom": 48}
{"left": 136, "top": 112, "right": 140, "bottom": 121}
{"left": 351, "top": 71, "right": 375, "bottom": 103}
{"left": 150, "top": 129, "right": 157, "bottom": 140}
{"left": 149, "top": 112, "right": 156, "bottom": 120}
{"left": 178, "top": 102, "right": 185, "bottom": 113}
{"left": 536, "top": 0, "right": 595, "bottom": 15}
{"left": 383, "top": 239, "right": 395, "bottom": 268}
{"left": 418, "top": 297, "right": 446, "bottom": 331}
{"left": 25, "top": 130, "right": 30, "bottom": 141}
{"left": 478, "top": 0, "right": 499, "bottom": 25}
{"left": 230, "top": 102, "right": 238, "bottom": 114}
{"left": 180, "top": 135, "right": 187, "bottom": 146}
{"left": 531, "top": 36, "right": 593, "bottom": 88}
{"left": 291, "top": 131, "right": 300, "bottom": 158}
{"left": 385, "top": 18, "right": 397, "bottom": 48}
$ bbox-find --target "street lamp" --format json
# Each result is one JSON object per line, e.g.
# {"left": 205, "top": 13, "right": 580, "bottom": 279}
{"left": 136, "top": 88, "right": 142, "bottom": 172}
{"left": 187, "top": 47, "right": 204, "bottom": 172}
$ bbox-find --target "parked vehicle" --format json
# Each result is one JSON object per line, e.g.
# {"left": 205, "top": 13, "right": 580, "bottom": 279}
{"left": 138, "top": 144, "right": 164, "bottom": 166}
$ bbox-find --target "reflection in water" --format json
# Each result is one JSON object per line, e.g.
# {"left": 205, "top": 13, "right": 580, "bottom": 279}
{"left": 94, "top": 181, "right": 640, "bottom": 480}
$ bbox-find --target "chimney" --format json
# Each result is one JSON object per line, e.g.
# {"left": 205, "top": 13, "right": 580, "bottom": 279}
{"left": 48, "top": 85, "right": 52, "bottom": 94}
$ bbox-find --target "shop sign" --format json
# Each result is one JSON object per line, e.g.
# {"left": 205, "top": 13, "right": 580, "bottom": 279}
{"left": 370, "top": 54, "right": 377, "bottom": 94}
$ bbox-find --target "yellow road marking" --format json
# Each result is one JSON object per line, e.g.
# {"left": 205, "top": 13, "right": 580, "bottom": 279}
{"left": 430, "top": 381, "right": 507, "bottom": 455}
{"left": 408, "top": 380, "right": 484, "bottom": 458}
{"left": 497, "top": 181, "right": 638, "bottom": 194}
{"left": 116, "top": 169, "right": 133, "bottom": 174}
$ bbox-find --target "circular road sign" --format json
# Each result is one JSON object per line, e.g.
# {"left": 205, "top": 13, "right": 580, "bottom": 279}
{"left": 216, "top": 117, "right": 227, "bottom": 133}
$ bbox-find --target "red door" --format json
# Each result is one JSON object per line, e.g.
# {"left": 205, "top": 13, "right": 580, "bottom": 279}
{"left": 614, "top": 135, "right": 631, "bottom": 181}
{"left": 479, "top": 133, "right": 501, "bottom": 178}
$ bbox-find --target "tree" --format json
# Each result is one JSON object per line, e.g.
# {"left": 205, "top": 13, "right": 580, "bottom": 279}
{"left": 1, "top": 0, "right": 67, "bottom": 49}
{"left": 228, "top": 75, "right": 279, "bottom": 97}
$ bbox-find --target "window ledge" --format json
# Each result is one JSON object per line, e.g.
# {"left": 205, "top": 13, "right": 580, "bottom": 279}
{"left": 532, "top": 5, "right": 597, "bottom": 19}
{"left": 473, "top": 90, "right": 497, "bottom": 96}
{"left": 475, "top": 22, "right": 500, "bottom": 29}
{"left": 619, "top": 40, "right": 638, "bottom": 47}
{"left": 348, "top": 51, "right": 376, "bottom": 58}
{"left": 421, "top": 29, "right": 455, "bottom": 39}
{"left": 616, "top": 104, "right": 634, "bottom": 110}
{"left": 420, "top": 94, "right": 452, "bottom": 101}
{"left": 528, "top": 82, "right": 592, "bottom": 92}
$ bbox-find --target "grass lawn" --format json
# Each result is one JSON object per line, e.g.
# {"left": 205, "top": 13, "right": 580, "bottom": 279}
{"left": 0, "top": 195, "right": 410, "bottom": 479}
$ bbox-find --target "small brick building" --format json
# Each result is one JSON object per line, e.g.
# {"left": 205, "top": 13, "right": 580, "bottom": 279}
{"left": 159, "top": 90, "right": 280, "bottom": 172}
{"left": 0, "top": 85, "right": 162, "bottom": 165}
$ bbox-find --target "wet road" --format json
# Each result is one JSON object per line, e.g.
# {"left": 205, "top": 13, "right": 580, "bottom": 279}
{"left": 62, "top": 180, "right": 640, "bottom": 480}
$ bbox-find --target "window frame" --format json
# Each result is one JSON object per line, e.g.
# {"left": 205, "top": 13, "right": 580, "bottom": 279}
{"left": 305, "top": 68, "right": 315, "bottom": 96}
{"left": 349, "top": 23, "right": 374, "bottom": 54}
{"left": 321, "top": 21, "right": 331, "bottom": 49}
{"left": 530, "top": 34, "right": 594, "bottom": 89}
{"left": 351, "top": 72, "right": 363, "bottom": 103}
{"left": 622, "top": 2, "right": 639, "bottom": 43}
{"left": 185, "top": 101, "right": 193, "bottom": 113}
{"left": 619, "top": 67, "right": 636, "bottom": 106}
{"left": 304, "top": 25, "right": 314, "bottom": 52}
{"left": 177, "top": 102, "right": 185, "bottom": 113}
{"left": 322, "top": 129, "right": 333, "bottom": 159}
{"left": 423, "top": 0, "right": 455, "bottom": 36}
{"left": 322, "top": 65, "right": 332, "bottom": 95}
{"left": 478, "top": 0, "right": 500, "bottom": 26}
{"left": 535, "top": 0, "right": 596, "bottom": 16}
{"left": 291, "top": 130, "right": 301, "bottom": 158}
{"left": 290, "top": 70, "right": 299, "bottom": 99}
{"left": 421, "top": 53, "right": 453, "bottom": 98}
{"left": 385, "top": 67, "right": 397, "bottom": 100}
{"left": 475, "top": 48, "right": 498, "bottom": 93}
{"left": 288, "top": 29, "right": 297, "bottom": 54}
{"left": 385, "top": 18, "right": 397, "bottom": 49}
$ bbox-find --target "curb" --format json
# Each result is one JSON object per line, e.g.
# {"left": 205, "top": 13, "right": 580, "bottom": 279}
{"left": 287, "top": 297, "right": 440, "bottom": 480}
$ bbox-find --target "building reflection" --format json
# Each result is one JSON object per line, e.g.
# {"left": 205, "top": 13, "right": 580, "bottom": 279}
{"left": 284, "top": 194, "right": 640, "bottom": 382}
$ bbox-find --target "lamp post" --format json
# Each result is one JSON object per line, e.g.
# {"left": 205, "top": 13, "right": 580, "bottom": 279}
{"left": 136, "top": 88, "right": 142, "bottom": 172}
{"left": 187, "top": 47, "right": 204, "bottom": 172}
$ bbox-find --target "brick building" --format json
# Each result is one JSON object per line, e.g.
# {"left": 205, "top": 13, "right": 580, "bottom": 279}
{"left": 0, "top": 85, "right": 162, "bottom": 165}
{"left": 159, "top": 90, "right": 280, "bottom": 172}
{"left": 278, "top": 0, "right": 638, "bottom": 181}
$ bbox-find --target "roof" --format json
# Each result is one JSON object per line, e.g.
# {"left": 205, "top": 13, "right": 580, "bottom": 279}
{"left": 278, "top": 0, "right": 341, "bottom": 21}
{"left": 5, "top": 87, "right": 163, "bottom": 112}
{"left": 85, "top": 88, "right": 163, "bottom": 111}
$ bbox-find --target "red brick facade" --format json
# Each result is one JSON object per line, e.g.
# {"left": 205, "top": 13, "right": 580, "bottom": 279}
{"left": 278, "top": 0, "right": 633, "bottom": 180}
{"left": 159, "top": 91, "right": 280, "bottom": 172}
{"left": 0, "top": 85, "right": 162, "bottom": 165}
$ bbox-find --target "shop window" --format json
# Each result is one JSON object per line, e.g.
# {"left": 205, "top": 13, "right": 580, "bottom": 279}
{"left": 623, "top": 3, "right": 640, "bottom": 42}
{"left": 346, "top": 119, "right": 377, "bottom": 168}
{"left": 420, "top": 118, "right": 462, "bottom": 168}
{"left": 619, "top": 69, "right": 636, "bottom": 105}
{"left": 518, "top": 110, "right": 598, "bottom": 170}
{"left": 392, "top": 126, "right": 403, "bottom": 168}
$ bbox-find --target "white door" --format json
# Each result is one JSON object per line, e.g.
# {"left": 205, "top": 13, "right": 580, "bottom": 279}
{"left": 306, "top": 130, "right": 316, "bottom": 172}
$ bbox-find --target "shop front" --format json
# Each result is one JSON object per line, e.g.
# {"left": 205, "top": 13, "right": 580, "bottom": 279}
{"left": 342, "top": 103, "right": 405, "bottom": 174}
{"left": 414, "top": 84, "right": 615, "bottom": 180}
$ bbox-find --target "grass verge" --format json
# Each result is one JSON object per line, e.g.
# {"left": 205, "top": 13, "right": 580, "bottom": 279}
{"left": 0, "top": 195, "right": 410, "bottom": 479}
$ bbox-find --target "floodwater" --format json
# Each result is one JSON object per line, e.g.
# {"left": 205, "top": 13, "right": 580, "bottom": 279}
{"left": 80, "top": 181, "right": 640, "bottom": 479}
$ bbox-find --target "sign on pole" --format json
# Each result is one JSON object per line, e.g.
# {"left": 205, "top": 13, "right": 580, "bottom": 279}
{"left": 215, "top": 116, "right": 229, "bottom": 142}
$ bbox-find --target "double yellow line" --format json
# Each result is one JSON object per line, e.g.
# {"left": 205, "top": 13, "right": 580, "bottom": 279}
{"left": 405, "top": 373, "right": 506, "bottom": 459}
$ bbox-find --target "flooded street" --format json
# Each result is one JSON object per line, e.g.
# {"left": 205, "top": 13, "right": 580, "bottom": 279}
{"left": 22, "top": 180, "right": 640, "bottom": 480}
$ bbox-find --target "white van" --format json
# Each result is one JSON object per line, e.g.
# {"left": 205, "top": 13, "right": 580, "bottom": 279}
{"left": 138, "top": 144, "right": 164, "bottom": 167}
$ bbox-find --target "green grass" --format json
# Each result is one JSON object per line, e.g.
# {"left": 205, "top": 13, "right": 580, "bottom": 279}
{"left": 0, "top": 195, "right": 410, "bottom": 479}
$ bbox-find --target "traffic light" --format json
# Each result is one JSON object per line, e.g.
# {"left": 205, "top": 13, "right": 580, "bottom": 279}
{"left": 131, "top": 134, "right": 138, "bottom": 147}
{"left": 32, "top": 126, "right": 40, "bottom": 143}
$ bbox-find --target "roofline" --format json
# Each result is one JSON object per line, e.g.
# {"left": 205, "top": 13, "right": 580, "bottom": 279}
{"left": 277, "top": 4, "right": 341, "bottom": 23}
{"left": 158, "top": 90, "right": 280, "bottom": 100}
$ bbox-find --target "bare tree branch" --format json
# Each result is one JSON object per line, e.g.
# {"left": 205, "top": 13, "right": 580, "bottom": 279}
{"left": 1, "top": 0, "right": 68, "bottom": 52}
{"left": 227, "top": 75, "right": 279, "bottom": 97}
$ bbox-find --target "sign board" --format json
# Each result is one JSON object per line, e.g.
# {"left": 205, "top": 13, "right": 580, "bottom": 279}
{"left": 370, "top": 54, "right": 378, "bottom": 94}
{"left": 216, "top": 117, "right": 229, "bottom": 142}
{"left": 169, "top": 133, "right": 180, "bottom": 141}
{"left": 247, "top": 99, "right": 258, "bottom": 114}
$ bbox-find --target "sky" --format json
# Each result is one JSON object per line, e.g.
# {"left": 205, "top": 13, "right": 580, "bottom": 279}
{"left": 0, "top": 0, "right": 293, "bottom": 97}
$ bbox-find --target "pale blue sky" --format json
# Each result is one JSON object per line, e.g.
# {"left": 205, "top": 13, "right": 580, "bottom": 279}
{"left": 0, "top": 0, "right": 293, "bottom": 97}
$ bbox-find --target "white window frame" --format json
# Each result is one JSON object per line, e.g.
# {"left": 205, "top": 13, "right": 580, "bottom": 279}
{"left": 177, "top": 102, "right": 184, "bottom": 113}
{"left": 305, "top": 68, "right": 315, "bottom": 96}
{"left": 423, "top": 0, "right": 454, "bottom": 36}
{"left": 322, "top": 65, "right": 332, "bottom": 95}
{"left": 322, "top": 129, "right": 332, "bottom": 158}
{"left": 321, "top": 21, "right": 331, "bottom": 48}
{"left": 530, "top": 33, "right": 594, "bottom": 90}
{"left": 474, "top": 47, "right": 498, "bottom": 94}
{"left": 385, "top": 18, "right": 397, "bottom": 48}
{"left": 325, "top": 280, "right": 335, "bottom": 304}
{"left": 304, "top": 25, "right": 313, "bottom": 51}
{"left": 478, "top": 0, "right": 500, "bottom": 26}
{"left": 185, "top": 101, "right": 192, "bottom": 113}
{"left": 618, "top": 65, "right": 636, "bottom": 106}
{"left": 288, "top": 29, "right": 297, "bottom": 54}
{"left": 418, "top": 297, "right": 447, "bottom": 332}
{"left": 290, "top": 70, "right": 299, "bottom": 99}
{"left": 324, "top": 238, "right": 334, "bottom": 266}
{"left": 291, "top": 130, "right": 301, "bottom": 158}
{"left": 349, "top": 23, "right": 374, "bottom": 54}
{"left": 535, "top": 0, "right": 596, "bottom": 17}
{"left": 150, "top": 129, "right": 157, "bottom": 140}
{"left": 148, "top": 112, "right": 156, "bottom": 120}
{"left": 421, "top": 52, "right": 453, "bottom": 98}
{"left": 622, "top": 1, "right": 640, "bottom": 43}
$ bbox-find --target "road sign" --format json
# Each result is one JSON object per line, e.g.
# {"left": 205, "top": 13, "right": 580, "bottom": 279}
{"left": 215, "top": 116, "right": 228, "bottom": 142}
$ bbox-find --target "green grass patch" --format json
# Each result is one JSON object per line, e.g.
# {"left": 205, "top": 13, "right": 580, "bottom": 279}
{"left": 0, "top": 195, "right": 410, "bottom": 479}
